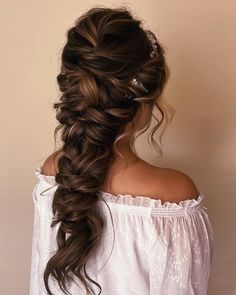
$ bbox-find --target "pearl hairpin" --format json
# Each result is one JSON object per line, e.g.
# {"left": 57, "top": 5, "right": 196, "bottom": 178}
{"left": 127, "top": 30, "right": 158, "bottom": 96}
{"left": 131, "top": 77, "right": 148, "bottom": 93}
{"left": 145, "top": 30, "right": 159, "bottom": 58}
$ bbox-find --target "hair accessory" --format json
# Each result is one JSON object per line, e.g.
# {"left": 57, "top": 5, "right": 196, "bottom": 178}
{"left": 145, "top": 30, "right": 159, "bottom": 58}
{"left": 123, "top": 93, "right": 134, "bottom": 100}
{"left": 131, "top": 77, "right": 148, "bottom": 93}
{"left": 127, "top": 30, "right": 158, "bottom": 97}
{"left": 61, "top": 31, "right": 159, "bottom": 101}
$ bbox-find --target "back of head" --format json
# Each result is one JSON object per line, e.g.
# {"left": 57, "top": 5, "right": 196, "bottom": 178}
{"left": 44, "top": 5, "right": 174, "bottom": 295}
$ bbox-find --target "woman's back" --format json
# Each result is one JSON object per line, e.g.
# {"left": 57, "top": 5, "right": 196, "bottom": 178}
{"left": 42, "top": 151, "right": 200, "bottom": 205}
{"left": 30, "top": 155, "right": 213, "bottom": 295}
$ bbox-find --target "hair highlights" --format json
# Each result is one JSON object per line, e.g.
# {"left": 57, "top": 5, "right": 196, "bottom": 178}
{"left": 44, "top": 5, "right": 175, "bottom": 295}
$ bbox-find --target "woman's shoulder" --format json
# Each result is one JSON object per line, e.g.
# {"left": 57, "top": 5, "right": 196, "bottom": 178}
{"left": 41, "top": 152, "right": 200, "bottom": 204}
{"left": 142, "top": 163, "right": 200, "bottom": 203}
{"left": 41, "top": 150, "right": 63, "bottom": 176}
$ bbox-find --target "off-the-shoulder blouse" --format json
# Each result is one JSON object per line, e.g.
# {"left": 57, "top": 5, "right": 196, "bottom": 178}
{"left": 30, "top": 166, "right": 214, "bottom": 295}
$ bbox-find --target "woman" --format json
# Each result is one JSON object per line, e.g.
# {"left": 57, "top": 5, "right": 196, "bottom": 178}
{"left": 30, "top": 6, "right": 214, "bottom": 295}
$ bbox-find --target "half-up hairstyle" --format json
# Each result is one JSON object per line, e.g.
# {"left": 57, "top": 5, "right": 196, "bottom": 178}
{"left": 43, "top": 5, "right": 175, "bottom": 295}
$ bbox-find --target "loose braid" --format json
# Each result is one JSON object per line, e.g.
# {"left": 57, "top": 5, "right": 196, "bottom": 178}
{"left": 44, "top": 5, "right": 175, "bottom": 295}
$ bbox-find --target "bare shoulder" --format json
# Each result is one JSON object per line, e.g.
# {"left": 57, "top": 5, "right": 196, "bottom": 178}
{"left": 152, "top": 166, "right": 200, "bottom": 203}
{"left": 41, "top": 150, "right": 63, "bottom": 176}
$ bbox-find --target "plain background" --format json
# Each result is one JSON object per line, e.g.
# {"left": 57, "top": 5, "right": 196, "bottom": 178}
{"left": 1, "top": 1, "right": 235, "bottom": 294}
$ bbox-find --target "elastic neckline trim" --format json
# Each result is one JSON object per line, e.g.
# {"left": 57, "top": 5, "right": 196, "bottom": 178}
{"left": 35, "top": 166, "right": 204, "bottom": 210}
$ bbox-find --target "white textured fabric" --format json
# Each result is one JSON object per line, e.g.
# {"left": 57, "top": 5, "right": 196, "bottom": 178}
{"left": 30, "top": 166, "right": 214, "bottom": 295}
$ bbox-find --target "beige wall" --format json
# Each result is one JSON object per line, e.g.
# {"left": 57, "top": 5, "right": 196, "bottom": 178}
{"left": 1, "top": 1, "right": 235, "bottom": 294}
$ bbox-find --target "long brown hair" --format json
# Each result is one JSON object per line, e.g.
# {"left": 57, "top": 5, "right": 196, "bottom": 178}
{"left": 44, "top": 5, "right": 175, "bottom": 295}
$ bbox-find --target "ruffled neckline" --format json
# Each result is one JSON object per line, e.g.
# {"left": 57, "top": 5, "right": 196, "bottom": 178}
{"left": 35, "top": 166, "right": 204, "bottom": 209}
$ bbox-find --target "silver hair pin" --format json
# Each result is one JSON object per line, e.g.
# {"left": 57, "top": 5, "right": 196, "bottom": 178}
{"left": 128, "top": 30, "right": 158, "bottom": 96}
{"left": 145, "top": 30, "right": 159, "bottom": 58}
{"left": 131, "top": 77, "right": 148, "bottom": 93}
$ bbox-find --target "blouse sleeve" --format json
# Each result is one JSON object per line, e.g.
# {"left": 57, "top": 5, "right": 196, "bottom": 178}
{"left": 147, "top": 203, "right": 214, "bottom": 295}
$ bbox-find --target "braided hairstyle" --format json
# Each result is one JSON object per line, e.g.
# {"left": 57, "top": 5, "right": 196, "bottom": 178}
{"left": 44, "top": 5, "right": 175, "bottom": 295}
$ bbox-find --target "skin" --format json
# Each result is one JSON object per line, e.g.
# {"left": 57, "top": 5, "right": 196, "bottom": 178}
{"left": 42, "top": 102, "right": 200, "bottom": 203}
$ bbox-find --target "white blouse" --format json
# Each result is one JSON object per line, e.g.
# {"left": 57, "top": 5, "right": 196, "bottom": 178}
{"left": 30, "top": 166, "right": 214, "bottom": 295}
